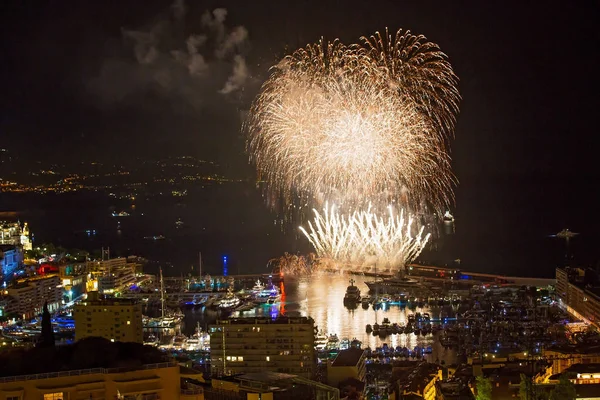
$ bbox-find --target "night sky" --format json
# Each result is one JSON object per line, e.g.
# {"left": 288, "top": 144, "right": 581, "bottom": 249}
{"left": 1, "top": 0, "right": 599, "bottom": 276}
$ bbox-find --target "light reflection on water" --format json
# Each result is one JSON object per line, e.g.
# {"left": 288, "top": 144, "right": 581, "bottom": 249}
{"left": 237, "top": 274, "right": 447, "bottom": 351}
{"left": 183, "top": 274, "right": 457, "bottom": 362}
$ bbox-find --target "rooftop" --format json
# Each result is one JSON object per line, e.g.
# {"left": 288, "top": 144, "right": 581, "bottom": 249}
{"left": 77, "top": 291, "right": 140, "bottom": 306}
{"left": 395, "top": 362, "right": 439, "bottom": 394}
{"left": 546, "top": 343, "right": 600, "bottom": 355}
{"left": 215, "top": 316, "right": 315, "bottom": 325}
{"left": 331, "top": 348, "right": 365, "bottom": 367}
{"left": 77, "top": 298, "right": 140, "bottom": 307}
{"left": 564, "top": 363, "right": 600, "bottom": 374}
{"left": 238, "top": 371, "right": 297, "bottom": 383}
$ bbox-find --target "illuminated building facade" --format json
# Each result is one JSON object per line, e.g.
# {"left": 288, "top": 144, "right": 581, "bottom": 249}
{"left": 0, "top": 244, "right": 22, "bottom": 277}
{"left": 555, "top": 267, "right": 600, "bottom": 329}
{"left": 74, "top": 291, "right": 143, "bottom": 343}
{"left": 209, "top": 316, "right": 316, "bottom": 378}
{"left": 86, "top": 257, "right": 140, "bottom": 294}
{"left": 0, "top": 362, "right": 204, "bottom": 400}
{"left": 0, "top": 221, "right": 32, "bottom": 251}
{"left": 4, "top": 274, "right": 62, "bottom": 319}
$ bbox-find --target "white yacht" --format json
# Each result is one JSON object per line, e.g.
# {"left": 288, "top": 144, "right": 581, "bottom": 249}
{"left": 219, "top": 289, "right": 242, "bottom": 311}
{"left": 254, "top": 284, "right": 280, "bottom": 304}
{"left": 184, "top": 323, "right": 210, "bottom": 352}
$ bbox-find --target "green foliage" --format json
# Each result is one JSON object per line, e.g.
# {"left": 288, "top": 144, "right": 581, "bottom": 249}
{"left": 549, "top": 375, "right": 575, "bottom": 400}
{"left": 475, "top": 375, "right": 493, "bottom": 400}
{"left": 519, "top": 373, "right": 532, "bottom": 400}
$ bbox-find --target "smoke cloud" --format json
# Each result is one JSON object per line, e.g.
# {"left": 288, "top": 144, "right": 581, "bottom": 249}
{"left": 88, "top": 0, "right": 251, "bottom": 109}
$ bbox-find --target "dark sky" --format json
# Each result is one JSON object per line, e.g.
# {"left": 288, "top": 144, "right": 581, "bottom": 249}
{"left": 1, "top": 0, "right": 599, "bottom": 276}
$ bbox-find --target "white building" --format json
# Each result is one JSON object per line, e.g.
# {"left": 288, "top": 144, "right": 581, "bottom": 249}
{"left": 0, "top": 221, "right": 32, "bottom": 251}
{"left": 5, "top": 274, "right": 62, "bottom": 319}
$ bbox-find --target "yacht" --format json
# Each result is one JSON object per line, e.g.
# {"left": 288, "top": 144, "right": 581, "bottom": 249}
{"left": 326, "top": 334, "right": 340, "bottom": 350}
{"left": 254, "top": 284, "right": 280, "bottom": 304}
{"left": 143, "top": 334, "right": 159, "bottom": 347}
{"left": 361, "top": 296, "right": 371, "bottom": 309}
{"left": 443, "top": 211, "right": 455, "bottom": 223}
{"left": 144, "top": 235, "right": 166, "bottom": 241}
{"left": 219, "top": 289, "right": 242, "bottom": 311}
{"left": 315, "top": 331, "right": 328, "bottom": 350}
{"left": 343, "top": 279, "right": 361, "bottom": 304}
{"left": 251, "top": 279, "right": 265, "bottom": 294}
{"left": 184, "top": 323, "right": 210, "bottom": 352}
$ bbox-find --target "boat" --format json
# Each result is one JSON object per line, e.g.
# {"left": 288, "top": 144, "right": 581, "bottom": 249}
{"left": 343, "top": 279, "right": 361, "bottom": 304}
{"left": 144, "top": 235, "right": 166, "bottom": 241}
{"left": 254, "top": 284, "right": 280, "bottom": 304}
{"left": 443, "top": 211, "right": 454, "bottom": 223}
{"left": 219, "top": 289, "right": 242, "bottom": 311}
{"left": 175, "top": 218, "right": 184, "bottom": 228}
{"left": 361, "top": 296, "right": 371, "bottom": 309}
{"left": 184, "top": 323, "right": 210, "bottom": 352}
{"left": 326, "top": 334, "right": 340, "bottom": 350}
{"left": 143, "top": 334, "right": 159, "bottom": 347}
{"left": 315, "top": 330, "right": 328, "bottom": 350}
{"left": 267, "top": 292, "right": 281, "bottom": 304}
{"left": 251, "top": 279, "right": 265, "bottom": 294}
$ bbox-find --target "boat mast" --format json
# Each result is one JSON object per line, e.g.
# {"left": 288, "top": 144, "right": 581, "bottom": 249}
{"left": 160, "top": 267, "right": 165, "bottom": 319}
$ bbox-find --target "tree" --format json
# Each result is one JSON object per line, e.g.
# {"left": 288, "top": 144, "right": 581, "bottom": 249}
{"left": 475, "top": 375, "right": 492, "bottom": 400}
{"left": 519, "top": 373, "right": 533, "bottom": 400}
{"left": 37, "top": 301, "right": 55, "bottom": 348}
{"left": 549, "top": 375, "right": 575, "bottom": 400}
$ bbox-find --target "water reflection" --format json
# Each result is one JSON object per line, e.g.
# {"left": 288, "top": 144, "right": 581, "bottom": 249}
{"left": 182, "top": 273, "right": 457, "bottom": 363}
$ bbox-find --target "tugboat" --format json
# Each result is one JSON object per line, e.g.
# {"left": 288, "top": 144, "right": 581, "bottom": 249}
{"left": 361, "top": 296, "right": 371, "bottom": 309}
{"left": 343, "top": 279, "right": 361, "bottom": 304}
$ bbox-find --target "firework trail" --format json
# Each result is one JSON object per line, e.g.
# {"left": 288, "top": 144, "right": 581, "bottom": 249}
{"left": 299, "top": 204, "right": 430, "bottom": 273}
{"left": 246, "top": 29, "right": 459, "bottom": 270}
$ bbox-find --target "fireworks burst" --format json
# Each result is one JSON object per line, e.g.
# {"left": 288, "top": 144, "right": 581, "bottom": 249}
{"left": 299, "top": 204, "right": 430, "bottom": 273}
{"left": 246, "top": 28, "right": 459, "bottom": 215}
{"left": 247, "top": 28, "right": 459, "bottom": 271}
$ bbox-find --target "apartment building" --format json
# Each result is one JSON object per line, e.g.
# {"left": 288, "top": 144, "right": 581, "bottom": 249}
{"left": 555, "top": 267, "right": 600, "bottom": 329}
{"left": 209, "top": 316, "right": 316, "bottom": 378}
{"left": 5, "top": 274, "right": 62, "bottom": 319}
{"left": 0, "top": 362, "right": 204, "bottom": 400}
{"left": 74, "top": 291, "right": 143, "bottom": 343}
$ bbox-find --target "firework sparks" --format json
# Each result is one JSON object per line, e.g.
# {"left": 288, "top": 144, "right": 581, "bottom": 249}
{"left": 299, "top": 204, "right": 430, "bottom": 273}
{"left": 247, "top": 28, "right": 459, "bottom": 271}
{"left": 246, "top": 28, "right": 459, "bottom": 215}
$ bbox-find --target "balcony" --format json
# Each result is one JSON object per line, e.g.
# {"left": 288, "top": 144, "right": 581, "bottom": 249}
{"left": 180, "top": 387, "right": 204, "bottom": 400}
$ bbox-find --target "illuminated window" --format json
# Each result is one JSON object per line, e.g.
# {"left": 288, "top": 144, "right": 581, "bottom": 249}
{"left": 266, "top": 356, "right": 270, "bottom": 362}
{"left": 44, "top": 393, "right": 64, "bottom": 400}
{"left": 127, "top": 320, "right": 131, "bottom": 325}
